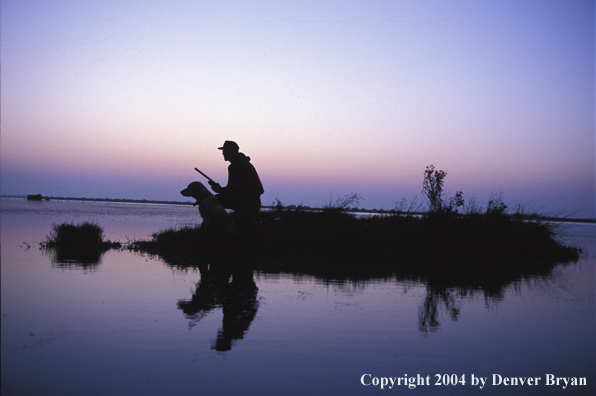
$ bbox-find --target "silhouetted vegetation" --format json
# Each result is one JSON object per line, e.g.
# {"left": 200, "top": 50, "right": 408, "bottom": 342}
{"left": 129, "top": 165, "right": 581, "bottom": 275}
{"left": 39, "top": 165, "right": 583, "bottom": 278}
{"left": 26, "top": 194, "right": 44, "bottom": 200}
{"left": 41, "top": 221, "right": 121, "bottom": 265}
{"left": 128, "top": 201, "right": 581, "bottom": 274}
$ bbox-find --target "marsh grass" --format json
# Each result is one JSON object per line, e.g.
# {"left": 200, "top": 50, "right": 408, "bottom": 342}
{"left": 128, "top": 165, "right": 581, "bottom": 274}
{"left": 128, "top": 204, "right": 581, "bottom": 276}
{"left": 42, "top": 221, "right": 120, "bottom": 248}
{"left": 41, "top": 221, "right": 121, "bottom": 264}
{"left": 128, "top": 223, "right": 240, "bottom": 263}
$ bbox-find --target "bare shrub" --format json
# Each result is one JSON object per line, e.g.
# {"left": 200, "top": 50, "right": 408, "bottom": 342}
{"left": 422, "top": 165, "right": 447, "bottom": 212}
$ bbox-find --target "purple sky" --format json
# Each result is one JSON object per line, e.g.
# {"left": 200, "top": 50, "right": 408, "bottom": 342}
{"left": 1, "top": 0, "right": 594, "bottom": 217}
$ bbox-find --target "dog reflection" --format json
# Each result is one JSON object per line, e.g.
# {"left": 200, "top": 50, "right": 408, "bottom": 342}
{"left": 177, "top": 263, "right": 259, "bottom": 351}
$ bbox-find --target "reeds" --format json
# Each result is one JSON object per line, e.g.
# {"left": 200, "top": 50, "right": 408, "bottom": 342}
{"left": 41, "top": 222, "right": 121, "bottom": 266}
{"left": 42, "top": 221, "right": 119, "bottom": 249}
{"left": 128, "top": 204, "right": 581, "bottom": 275}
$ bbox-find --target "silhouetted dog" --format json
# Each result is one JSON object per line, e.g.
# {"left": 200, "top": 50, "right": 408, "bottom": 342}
{"left": 180, "top": 182, "right": 239, "bottom": 236}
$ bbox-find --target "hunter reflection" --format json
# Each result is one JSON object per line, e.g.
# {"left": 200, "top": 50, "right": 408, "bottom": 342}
{"left": 177, "top": 260, "right": 259, "bottom": 352}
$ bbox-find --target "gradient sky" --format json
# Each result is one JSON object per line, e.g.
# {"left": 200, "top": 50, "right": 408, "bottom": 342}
{"left": 1, "top": 0, "right": 594, "bottom": 216}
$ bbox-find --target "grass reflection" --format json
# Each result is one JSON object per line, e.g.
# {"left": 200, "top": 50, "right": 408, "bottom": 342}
{"left": 40, "top": 221, "right": 121, "bottom": 267}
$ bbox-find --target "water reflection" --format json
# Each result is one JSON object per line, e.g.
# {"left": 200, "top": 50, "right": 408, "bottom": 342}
{"left": 416, "top": 262, "right": 569, "bottom": 332}
{"left": 135, "top": 243, "right": 578, "bottom": 345}
{"left": 43, "top": 245, "right": 110, "bottom": 269}
{"left": 177, "top": 260, "right": 259, "bottom": 352}
{"left": 419, "top": 287, "right": 459, "bottom": 332}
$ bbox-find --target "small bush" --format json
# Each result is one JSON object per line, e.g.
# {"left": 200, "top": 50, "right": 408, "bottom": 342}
{"left": 42, "top": 221, "right": 120, "bottom": 249}
{"left": 485, "top": 192, "right": 508, "bottom": 216}
{"left": 422, "top": 165, "right": 447, "bottom": 212}
{"left": 323, "top": 193, "right": 364, "bottom": 211}
{"left": 41, "top": 221, "right": 121, "bottom": 266}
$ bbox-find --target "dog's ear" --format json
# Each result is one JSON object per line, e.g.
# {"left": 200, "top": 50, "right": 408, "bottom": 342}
{"left": 193, "top": 183, "right": 206, "bottom": 194}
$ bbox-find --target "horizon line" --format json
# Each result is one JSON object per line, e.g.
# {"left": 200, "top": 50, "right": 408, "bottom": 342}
{"left": 2, "top": 194, "right": 595, "bottom": 222}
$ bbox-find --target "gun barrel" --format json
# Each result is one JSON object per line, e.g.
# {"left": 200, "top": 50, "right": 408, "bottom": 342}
{"left": 194, "top": 168, "right": 215, "bottom": 183}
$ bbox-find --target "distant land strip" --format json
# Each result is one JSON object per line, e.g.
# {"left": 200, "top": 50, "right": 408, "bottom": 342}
{"left": 2, "top": 194, "right": 594, "bottom": 223}
{"left": 40, "top": 195, "right": 193, "bottom": 206}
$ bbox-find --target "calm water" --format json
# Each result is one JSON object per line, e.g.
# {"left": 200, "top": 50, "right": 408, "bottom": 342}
{"left": 1, "top": 198, "right": 595, "bottom": 395}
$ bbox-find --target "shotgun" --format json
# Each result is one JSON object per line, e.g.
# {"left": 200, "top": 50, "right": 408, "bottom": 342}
{"left": 194, "top": 168, "right": 215, "bottom": 183}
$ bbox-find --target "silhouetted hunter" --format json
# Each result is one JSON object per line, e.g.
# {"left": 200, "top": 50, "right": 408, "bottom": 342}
{"left": 208, "top": 141, "right": 264, "bottom": 222}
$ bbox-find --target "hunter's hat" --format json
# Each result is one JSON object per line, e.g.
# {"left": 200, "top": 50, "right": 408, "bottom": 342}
{"left": 218, "top": 141, "right": 239, "bottom": 151}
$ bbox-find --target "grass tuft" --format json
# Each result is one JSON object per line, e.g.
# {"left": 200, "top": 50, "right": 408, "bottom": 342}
{"left": 42, "top": 221, "right": 120, "bottom": 249}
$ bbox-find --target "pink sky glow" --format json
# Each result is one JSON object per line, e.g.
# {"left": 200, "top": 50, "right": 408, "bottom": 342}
{"left": 1, "top": 0, "right": 594, "bottom": 217}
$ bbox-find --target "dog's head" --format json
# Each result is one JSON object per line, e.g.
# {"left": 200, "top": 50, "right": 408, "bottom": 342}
{"left": 181, "top": 182, "right": 212, "bottom": 206}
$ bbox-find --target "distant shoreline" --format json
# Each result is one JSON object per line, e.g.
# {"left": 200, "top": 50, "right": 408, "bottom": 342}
{"left": 2, "top": 194, "right": 595, "bottom": 223}
{"left": 17, "top": 195, "right": 194, "bottom": 206}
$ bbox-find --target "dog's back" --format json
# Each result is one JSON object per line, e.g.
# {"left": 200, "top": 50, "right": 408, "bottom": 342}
{"left": 199, "top": 195, "right": 239, "bottom": 236}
